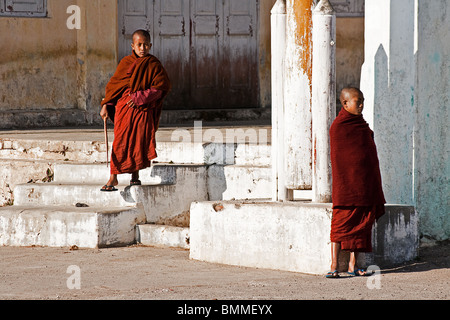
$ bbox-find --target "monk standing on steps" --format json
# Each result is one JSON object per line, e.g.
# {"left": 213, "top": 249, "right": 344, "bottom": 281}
{"left": 327, "top": 87, "right": 386, "bottom": 278}
{"left": 99, "top": 29, "right": 171, "bottom": 192}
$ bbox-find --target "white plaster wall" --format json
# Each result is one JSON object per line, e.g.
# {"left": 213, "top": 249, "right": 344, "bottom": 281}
{"left": 414, "top": 0, "right": 450, "bottom": 240}
{"left": 360, "top": 0, "right": 415, "bottom": 206}
{"left": 361, "top": 0, "right": 449, "bottom": 240}
{"left": 360, "top": 0, "right": 390, "bottom": 130}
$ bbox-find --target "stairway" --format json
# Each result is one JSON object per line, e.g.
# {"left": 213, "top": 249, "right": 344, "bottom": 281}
{"left": 0, "top": 127, "right": 274, "bottom": 249}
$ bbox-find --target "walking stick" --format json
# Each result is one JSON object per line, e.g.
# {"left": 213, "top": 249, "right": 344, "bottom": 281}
{"left": 104, "top": 117, "right": 109, "bottom": 168}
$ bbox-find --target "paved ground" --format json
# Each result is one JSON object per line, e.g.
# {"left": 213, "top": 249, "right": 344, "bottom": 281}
{"left": 0, "top": 241, "right": 448, "bottom": 301}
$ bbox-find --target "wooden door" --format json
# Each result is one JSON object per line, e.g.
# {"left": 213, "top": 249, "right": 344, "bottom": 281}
{"left": 153, "top": 0, "right": 190, "bottom": 109}
{"left": 222, "top": 0, "right": 258, "bottom": 108}
{"left": 118, "top": 0, "right": 258, "bottom": 110}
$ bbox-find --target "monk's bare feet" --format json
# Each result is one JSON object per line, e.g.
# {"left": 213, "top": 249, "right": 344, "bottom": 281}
{"left": 347, "top": 268, "right": 367, "bottom": 276}
{"left": 100, "top": 174, "right": 119, "bottom": 192}
{"left": 130, "top": 171, "right": 141, "bottom": 186}
{"left": 106, "top": 174, "right": 119, "bottom": 187}
{"left": 348, "top": 260, "right": 367, "bottom": 276}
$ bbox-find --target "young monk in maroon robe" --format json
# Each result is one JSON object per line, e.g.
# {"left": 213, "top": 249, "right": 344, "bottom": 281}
{"left": 99, "top": 29, "right": 171, "bottom": 191}
{"left": 327, "top": 87, "right": 386, "bottom": 278}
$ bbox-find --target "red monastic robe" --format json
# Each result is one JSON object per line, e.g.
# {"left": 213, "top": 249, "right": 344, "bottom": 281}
{"left": 102, "top": 52, "right": 171, "bottom": 174}
{"left": 329, "top": 108, "right": 386, "bottom": 252}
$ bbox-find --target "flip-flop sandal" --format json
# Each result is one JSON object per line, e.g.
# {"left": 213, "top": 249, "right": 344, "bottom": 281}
{"left": 130, "top": 180, "right": 141, "bottom": 186}
{"left": 325, "top": 270, "right": 340, "bottom": 278}
{"left": 347, "top": 269, "right": 367, "bottom": 277}
{"left": 100, "top": 185, "right": 118, "bottom": 192}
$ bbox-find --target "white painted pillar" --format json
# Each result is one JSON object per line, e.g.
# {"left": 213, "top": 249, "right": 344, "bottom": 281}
{"left": 271, "top": 0, "right": 287, "bottom": 201}
{"left": 284, "top": 0, "right": 314, "bottom": 193}
{"left": 311, "top": 0, "right": 336, "bottom": 203}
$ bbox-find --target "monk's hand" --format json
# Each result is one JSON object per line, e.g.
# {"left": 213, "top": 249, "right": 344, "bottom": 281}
{"left": 126, "top": 98, "right": 147, "bottom": 111}
{"left": 100, "top": 105, "right": 109, "bottom": 120}
{"left": 126, "top": 98, "right": 136, "bottom": 109}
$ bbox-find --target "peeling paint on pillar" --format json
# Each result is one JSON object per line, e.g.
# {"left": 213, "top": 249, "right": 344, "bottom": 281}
{"left": 291, "top": 0, "right": 313, "bottom": 79}
{"left": 284, "top": 0, "right": 314, "bottom": 190}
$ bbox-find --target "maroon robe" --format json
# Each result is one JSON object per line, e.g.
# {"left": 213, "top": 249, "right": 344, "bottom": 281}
{"left": 329, "top": 108, "right": 386, "bottom": 252}
{"left": 102, "top": 52, "right": 171, "bottom": 174}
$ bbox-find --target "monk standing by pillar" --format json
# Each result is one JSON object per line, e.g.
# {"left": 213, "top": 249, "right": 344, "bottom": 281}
{"left": 327, "top": 87, "right": 386, "bottom": 278}
{"left": 100, "top": 29, "right": 171, "bottom": 191}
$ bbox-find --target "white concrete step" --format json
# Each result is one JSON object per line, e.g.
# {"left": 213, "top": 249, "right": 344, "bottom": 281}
{"left": 0, "top": 128, "right": 277, "bottom": 250}
{"left": 0, "top": 138, "right": 108, "bottom": 163}
{"left": 207, "top": 165, "right": 272, "bottom": 200}
{"left": 53, "top": 162, "right": 273, "bottom": 201}
{"left": 0, "top": 138, "right": 271, "bottom": 166}
{"left": 136, "top": 224, "right": 190, "bottom": 249}
{"left": 13, "top": 183, "right": 147, "bottom": 208}
{"left": 0, "top": 159, "right": 55, "bottom": 206}
{"left": 52, "top": 163, "right": 203, "bottom": 184}
{"left": 13, "top": 163, "right": 307, "bottom": 209}
{"left": 189, "top": 201, "right": 419, "bottom": 275}
{"left": 233, "top": 143, "right": 271, "bottom": 166}
{"left": 12, "top": 183, "right": 204, "bottom": 224}
{"left": 0, "top": 205, "right": 145, "bottom": 248}
{"left": 156, "top": 142, "right": 272, "bottom": 166}
{"left": 14, "top": 170, "right": 209, "bottom": 223}
{"left": 207, "top": 165, "right": 312, "bottom": 201}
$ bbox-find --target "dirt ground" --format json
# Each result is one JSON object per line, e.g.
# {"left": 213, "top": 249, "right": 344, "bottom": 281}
{"left": 0, "top": 241, "right": 448, "bottom": 301}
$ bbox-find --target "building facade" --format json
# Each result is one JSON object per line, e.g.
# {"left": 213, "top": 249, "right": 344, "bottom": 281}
{"left": 0, "top": 0, "right": 364, "bottom": 127}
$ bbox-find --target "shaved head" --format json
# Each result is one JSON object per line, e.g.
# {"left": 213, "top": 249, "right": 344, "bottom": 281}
{"left": 340, "top": 87, "right": 363, "bottom": 106}
{"left": 132, "top": 29, "right": 151, "bottom": 43}
{"left": 131, "top": 29, "right": 152, "bottom": 58}
{"left": 340, "top": 87, "right": 365, "bottom": 115}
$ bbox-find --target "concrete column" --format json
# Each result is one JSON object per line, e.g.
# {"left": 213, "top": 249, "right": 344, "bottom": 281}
{"left": 271, "top": 0, "right": 287, "bottom": 201}
{"left": 284, "top": 0, "right": 314, "bottom": 193}
{"left": 311, "top": 0, "right": 336, "bottom": 203}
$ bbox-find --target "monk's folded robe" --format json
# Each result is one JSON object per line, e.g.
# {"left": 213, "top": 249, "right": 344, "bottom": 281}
{"left": 329, "top": 108, "right": 386, "bottom": 252}
{"left": 102, "top": 52, "right": 171, "bottom": 174}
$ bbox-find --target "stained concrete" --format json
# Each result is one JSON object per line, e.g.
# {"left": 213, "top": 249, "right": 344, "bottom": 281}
{"left": 190, "top": 201, "right": 418, "bottom": 275}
